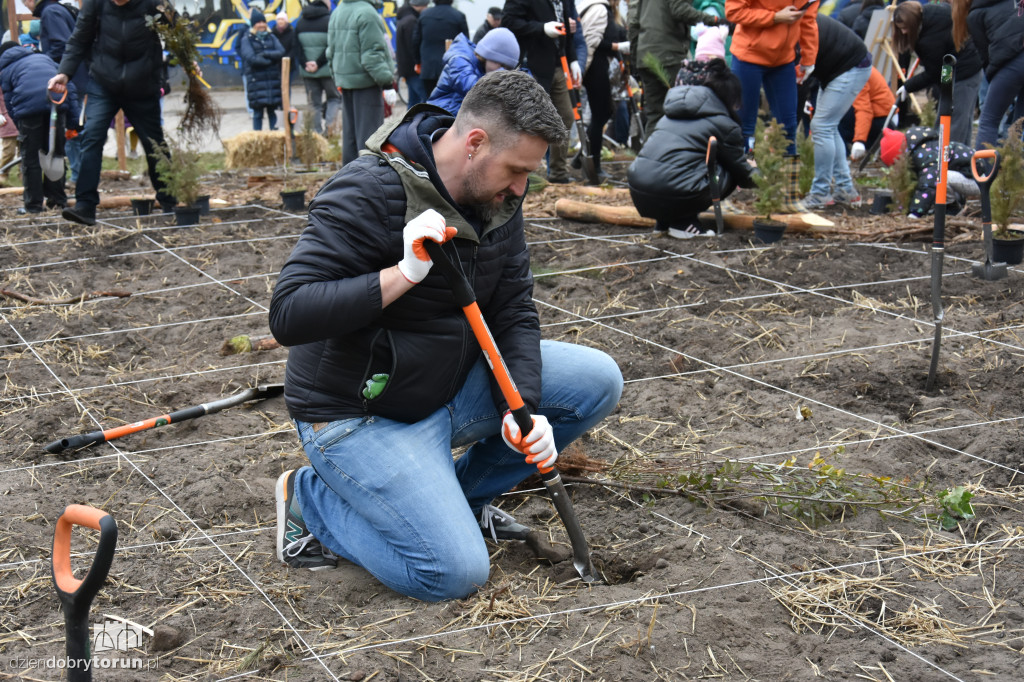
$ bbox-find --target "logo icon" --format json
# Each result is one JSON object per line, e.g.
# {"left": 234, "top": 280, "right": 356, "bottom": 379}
{"left": 92, "top": 620, "right": 143, "bottom": 653}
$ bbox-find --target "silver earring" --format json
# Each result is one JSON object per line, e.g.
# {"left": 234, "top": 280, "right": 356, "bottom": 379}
{"left": 468, "top": 153, "right": 473, "bottom": 160}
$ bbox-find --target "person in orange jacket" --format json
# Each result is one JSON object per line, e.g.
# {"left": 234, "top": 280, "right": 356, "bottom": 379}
{"left": 725, "top": 0, "right": 818, "bottom": 153}
{"left": 842, "top": 66, "right": 895, "bottom": 162}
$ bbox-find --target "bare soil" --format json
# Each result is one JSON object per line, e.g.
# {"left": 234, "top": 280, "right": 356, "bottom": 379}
{"left": 1, "top": 162, "right": 1022, "bottom": 681}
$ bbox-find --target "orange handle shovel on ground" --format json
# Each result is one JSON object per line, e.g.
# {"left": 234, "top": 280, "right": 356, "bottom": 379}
{"left": 423, "top": 239, "right": 598, "bottom": 583}
{"left": 44, "top": 383, "right": 284, "bottom": 454}
{"left": 970, "top": 148, "right": 1005, "bottom": 281}
{"left": 52, "top": 504, "right": 118, "bottom": 682}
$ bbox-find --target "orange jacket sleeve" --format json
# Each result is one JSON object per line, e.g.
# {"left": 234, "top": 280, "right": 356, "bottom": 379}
{"left": 853, "top": 69, "right": 896, "bottom": 143}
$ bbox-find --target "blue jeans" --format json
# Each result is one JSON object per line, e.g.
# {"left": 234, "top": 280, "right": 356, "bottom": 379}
{"left": 733, "top": 57, "right": 800, "bottom": 153}
{"left": 252, "top": 106, "right": 278, "bottom": 131}
{"left": 810, "top": 65, "right": 871, "bottom": 198}
{"left": 292, "top": 340, "right": 623, "bottom": 601}
{"left": 976, "top": 51, "right": 1024, "bottom": 150}
{"left": 405, "top": 74, "right": 427, "bottom": 108}
{"left": 76, "top": 81, "right": 173, "bottom": 211}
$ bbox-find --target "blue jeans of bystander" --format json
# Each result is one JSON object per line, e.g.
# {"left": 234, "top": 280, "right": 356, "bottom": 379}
{"left": 810, "top": 65, "right": 871, "bottom": 198}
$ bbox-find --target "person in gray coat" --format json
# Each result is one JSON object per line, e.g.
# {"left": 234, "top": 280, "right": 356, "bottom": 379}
{"left": 295, "top": 0, "right": 341, "bottom": 134}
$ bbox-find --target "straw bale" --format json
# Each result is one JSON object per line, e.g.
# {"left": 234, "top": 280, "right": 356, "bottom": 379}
{"left": 223, "top": 130, "right": 330, "bottom": 169}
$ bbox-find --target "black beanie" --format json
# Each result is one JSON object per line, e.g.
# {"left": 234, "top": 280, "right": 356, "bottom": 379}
{"left": 0, "top": 41, "right": 21, "bottom": 63}
{"left": 250, "top": 8, "right": 266, "bottom": 25}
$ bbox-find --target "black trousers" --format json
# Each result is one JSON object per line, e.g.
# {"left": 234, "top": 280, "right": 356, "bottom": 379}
{"left": 583, "top": 56, "right": 612, "bottom": 172}
{"left": 17, "top": 110, "right": 66, "bottom": 210}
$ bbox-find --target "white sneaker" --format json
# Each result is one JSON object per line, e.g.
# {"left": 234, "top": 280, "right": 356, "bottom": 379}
{"left": 668, "top": 224, "right": 715, "bottom": 239}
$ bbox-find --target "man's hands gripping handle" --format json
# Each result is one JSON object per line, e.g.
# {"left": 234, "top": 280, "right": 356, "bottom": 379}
{"left": 503, "top": 410, "right": 557, "bottom": 472}
{"left": 397, "top": 209, "right": 457, "bottom": 284}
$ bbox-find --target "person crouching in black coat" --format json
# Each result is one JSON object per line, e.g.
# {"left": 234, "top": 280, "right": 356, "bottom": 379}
{"left": 627, "top": 58, "right": 755, "bottom": 238}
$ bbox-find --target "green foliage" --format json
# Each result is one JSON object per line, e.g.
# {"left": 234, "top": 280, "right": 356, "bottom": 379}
{"left": 640, "top": 53, "right": 672, "bottom": 89}
{"left": 918, "top": 99, "right": 937, "bottom": 128}
{"left": 990, "top": 118, "right": 1024, "bottom": 235}
{"left": 148, "top": 5, "right": 220, "bottom": 140}
{"left": 888, "top": 146, "right": 917, "bottom": 214}
{"left": 936, "top": 486, "right": 975, "bottom": 531}
{"left": 154, "top": 138, "right": 202, "bottom": 207}
{"left": 796, "top": 126, "right": 814, "bottom": 196}
{"left": 751, "top": 117, "right": 788, "bottom": 220}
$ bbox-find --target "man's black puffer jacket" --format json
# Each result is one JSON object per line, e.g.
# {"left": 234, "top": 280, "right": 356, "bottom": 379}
{"left": 57, "top": 0, "right": 167, "bottom": 100}
{"left": 269, "top": 108, "right": 541, "bottom": 424}
{"left": 628, "top": 83, "right": 753, "bottom": 219}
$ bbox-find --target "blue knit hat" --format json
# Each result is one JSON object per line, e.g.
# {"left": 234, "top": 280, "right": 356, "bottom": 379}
{"left": 250, "top": 8, "right": 266, "bottom": 25}
{"left": 475, "top": 27, "right": 519, "bottom": 69}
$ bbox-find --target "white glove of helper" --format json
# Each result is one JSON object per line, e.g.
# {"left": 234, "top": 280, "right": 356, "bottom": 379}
{"left": 0, "top": 114, "right": 5, "bottom": 126}
{"left": 570, "top": 60, "right": 582, "bottom": 87}
{"left": 383, "top": 88, "right": 398, "bottom": 106}
{"left": 850, "top": 141, "right": 866, "bottom": 161}
{"left": 617, "top": 40, "right": 630, "bottom": 55}
{"left": 796, "top": 64, "right": 814, "bottom": 84}
{"left": 502, "top": 412, "right": 558, "bottom": 470}
{"left": 543, "top": 21, "right": 565, "bottom": 38}
{"left": 397, "top": 209, "right": 456, "bottom": 283}
{"left": 895, "top": 86, "right": 906, "bottom": 103}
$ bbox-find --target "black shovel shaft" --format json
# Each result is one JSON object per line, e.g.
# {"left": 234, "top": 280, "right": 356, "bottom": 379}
{"left": 44, "top": 384, "right": 284, "bottom": 453}
{"left": 423, "top": 240, "right": 597, "bottom": 581}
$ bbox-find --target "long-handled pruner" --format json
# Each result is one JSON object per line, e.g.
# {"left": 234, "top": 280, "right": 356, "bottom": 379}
{"left": 423, "top": 239, "right": 598, "bottom": 583}
{"left": 970, "top": 149, "right": 1006, "bottom": 281}
{"left": 52, "top": 504, "right": 118, "bottom": 682}
{"left": 706, "top": 136, "right": 723, "bottom": 236}
{"left": 44, "top": 383, "right": 284, "bottom": 454}
{"left": 926, "top": 54, "right": 957, "bottom": 393}
{"left": 559, "top": 55, "right": 600, "bottom": 185}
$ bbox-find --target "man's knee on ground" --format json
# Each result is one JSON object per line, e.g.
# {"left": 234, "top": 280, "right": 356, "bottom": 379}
{"left": 412, "top": 543, "right": 491, "bottom": 602}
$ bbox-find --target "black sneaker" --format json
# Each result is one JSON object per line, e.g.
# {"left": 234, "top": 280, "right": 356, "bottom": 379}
{"left": 479, "top": 504, "right": 531, "bottom": 541}
{"left": 275, "top": 470, "right": 338, "bottom": 571}
{"left": 17, "top": 206, "right": 44, "bottom": 215}
{"left": 62, "top": 204, "right": 96, "bottom": 226}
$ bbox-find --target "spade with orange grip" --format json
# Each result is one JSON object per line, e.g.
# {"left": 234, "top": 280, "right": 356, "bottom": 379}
{"left": 52, "top": 504, "right": 118, "bottom": 681}
{"left": 559, "top": 55, "right": 599, "bottom": 185}
{"left": 423, "top": 239, "right": 598, "bottom": 583}
{"left": 970, "top": 149, "right": 1005, "bottom": 281}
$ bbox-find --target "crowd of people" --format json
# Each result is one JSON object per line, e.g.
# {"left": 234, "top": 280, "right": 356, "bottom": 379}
{"left": 0, "top": 0, "right": 1021, "bottom": 228}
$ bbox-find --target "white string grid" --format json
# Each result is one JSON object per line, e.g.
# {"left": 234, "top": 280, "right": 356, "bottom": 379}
{"left": 1, "top": 206, "right": 1020, "bottom": 679}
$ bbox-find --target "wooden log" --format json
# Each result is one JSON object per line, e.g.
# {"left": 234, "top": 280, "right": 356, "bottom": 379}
{"left": 554, "top": 198, "right": 836, "bottom": 233}
{"left": 554, "top": 199, "right": 656, "bottom": 228}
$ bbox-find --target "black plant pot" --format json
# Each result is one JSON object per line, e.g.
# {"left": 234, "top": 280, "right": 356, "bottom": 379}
{"left": 992, "top": 231, "right": 1024, "bottom": 265}
{"left": 281, "top": 189, "right": 306, "bottom": 212}
{"left": 131, "top": 198, "right": 154, "bottom": 216}
{"left": 174, "top": 205, "right": 201, "bottom": 226}
{"left": 870, "top": 192, "right": 892, "bottom": 215}
{"left": 194, "top": 194, "right": 211, "bottom": 215}
{"left": 752, "top": 218, "right": 786, "bottom": 244}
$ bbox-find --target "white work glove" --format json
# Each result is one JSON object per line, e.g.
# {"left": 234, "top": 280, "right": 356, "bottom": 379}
{"left": 796, "top": 64, "right": 814, "bottom": 84}
{"left": 543, "top": 21, "right": 565, "bottom": 38}
{"left": 397, "top": 209, "right": 457, "bottom": 283}
{"left": 502, "top": 412, "right": 557, "bottom": 470}
{"left": 850, "top": 141, "right": 866, "bottom": 161}
{"left": 895, "top": 86, "right": 906, "bottom": 103}
{"left": 383, "top": 88, "right": 398, "bottom": 106}
{"left": 570, "top": 60, "right": 582, "bottom": 87}
{"left": 617, "top": 40, "right": 630, "bottom": 55}
{"left": 0, "top": 114, "right": 5, "bottom": 126}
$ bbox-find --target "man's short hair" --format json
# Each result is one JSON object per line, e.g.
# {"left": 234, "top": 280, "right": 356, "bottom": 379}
{"left": 488, "top": 7, "right": 502, "bottom": 17}
{"left": 455, "top": 71, "right": 567, "bottom": 148}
